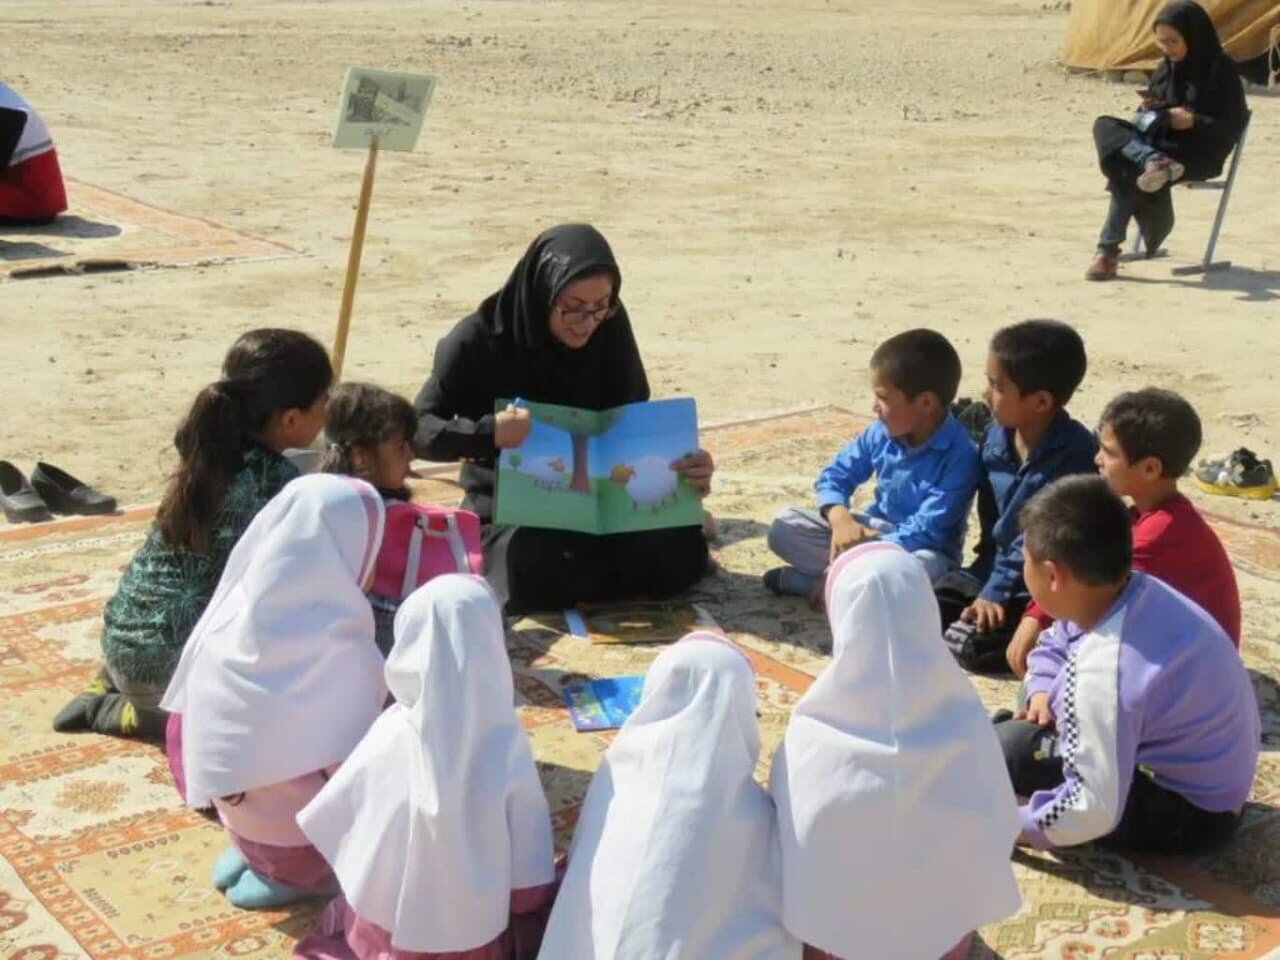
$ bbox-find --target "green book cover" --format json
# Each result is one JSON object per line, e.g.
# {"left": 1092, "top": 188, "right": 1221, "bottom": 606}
{"left": 494, "top": 397, "right": 703, "bottom": 534}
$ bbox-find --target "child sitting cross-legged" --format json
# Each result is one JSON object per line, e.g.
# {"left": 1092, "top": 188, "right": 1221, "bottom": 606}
{"left": 771, "top": 543, "right": 1021, "bottom": 960}
{"left": 293, "top": 576, "right": 558, "bottom": 960}
{"left": 765, "top": 328, "right": 980, "bottom": 602}
{"left": 539, "top": 632, "right": 799, "bottom": 958}
{"left": 162, "top": 474, "right": 389, "bottom": 910}
{"left": 1005, "top": 388, "right": 1242, "bottom": 675}
{"left": 996, "top": 476, "right": 1259, "bottom": 855}
{"left": 935, "top": 319, "right": 1098, "bottom": 673}
{"left": 53, "top": 328, "right": 332, "bottom": 739}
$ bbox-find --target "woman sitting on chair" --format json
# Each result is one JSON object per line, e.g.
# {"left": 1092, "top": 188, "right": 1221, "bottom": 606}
{"left": 1086, "top": 0, "right": 1247, "bottom": 282}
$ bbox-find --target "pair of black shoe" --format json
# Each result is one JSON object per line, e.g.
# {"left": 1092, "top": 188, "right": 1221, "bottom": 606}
{"left": 0, "top": 461, "right": 117, "bottom": 523}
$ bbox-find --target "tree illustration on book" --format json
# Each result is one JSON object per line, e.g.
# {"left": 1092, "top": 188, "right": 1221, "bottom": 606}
{"left": 532, "top": 406, "right": 622, "bottom": 493}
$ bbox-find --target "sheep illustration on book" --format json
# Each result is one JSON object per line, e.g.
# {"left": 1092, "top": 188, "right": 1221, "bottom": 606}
{"left": 611, "top": 454, "right": 681, "bottom": 512}
{"left": 524, "top": 456, "right": 569, "bottom": 490}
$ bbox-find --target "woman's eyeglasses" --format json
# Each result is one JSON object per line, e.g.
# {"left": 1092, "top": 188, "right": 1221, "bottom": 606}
{"left": 554, "top": 302, "right": 617, "bottom": 328}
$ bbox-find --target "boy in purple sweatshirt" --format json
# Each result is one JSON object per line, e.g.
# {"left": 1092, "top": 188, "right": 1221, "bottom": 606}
{"left": 995, "top": 475, "right": 1258, "bottom": 854}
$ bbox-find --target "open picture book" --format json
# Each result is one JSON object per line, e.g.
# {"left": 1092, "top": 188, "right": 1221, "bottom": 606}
{"left": 494, "top": 397, "right": 703, "bottom": 534}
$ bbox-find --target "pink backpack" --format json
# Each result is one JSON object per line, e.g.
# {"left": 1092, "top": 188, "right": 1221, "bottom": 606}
{"left": 372, "top": 502, "right": 485, "bottom": 600}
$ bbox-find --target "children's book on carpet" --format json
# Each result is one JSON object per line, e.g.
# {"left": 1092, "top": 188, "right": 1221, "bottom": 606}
{"left": 564, "top": 601, "right": 717, "bottom": 645}
{"left": 564, "top": 676, "right": 646, "bottom": 731}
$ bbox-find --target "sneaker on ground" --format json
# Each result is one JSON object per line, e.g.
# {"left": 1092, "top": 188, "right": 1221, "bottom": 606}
{"left": 763, "top": 566, "right": 821, "bottom": 597}
{"left": 1194, "top": 448, "right": 1278, "bottom": 500}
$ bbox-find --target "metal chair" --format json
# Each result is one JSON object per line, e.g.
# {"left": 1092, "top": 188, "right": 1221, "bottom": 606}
{"left": 1131, "top": 109, "right": 1251, "bottom": 275}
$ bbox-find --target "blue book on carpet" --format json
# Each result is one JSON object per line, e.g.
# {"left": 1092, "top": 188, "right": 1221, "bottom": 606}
{"left": 564, "top": 676, "right": 645, "bottom": 732}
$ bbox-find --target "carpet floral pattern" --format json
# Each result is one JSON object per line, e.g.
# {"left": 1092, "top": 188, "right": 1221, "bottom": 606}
{"left": 1, "top": 407, "right": 1276, "bottom": 958}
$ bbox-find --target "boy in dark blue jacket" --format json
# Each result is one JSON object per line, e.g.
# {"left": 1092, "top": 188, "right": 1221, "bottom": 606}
{"left": 937, "top": 320, "right": 1098, "bottom": 672}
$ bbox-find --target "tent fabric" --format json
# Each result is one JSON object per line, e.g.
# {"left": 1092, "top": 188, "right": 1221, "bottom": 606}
{"left": 1064, "top": 0, "right": 1280, "bottom": 73}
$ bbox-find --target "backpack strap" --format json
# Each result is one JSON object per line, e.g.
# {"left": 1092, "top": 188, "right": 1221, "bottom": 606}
{"left": 444, "top": 512, "right": 471, "bottom": 573}
{"left": 401, "top": 517, "right": 426, "bottom": 600}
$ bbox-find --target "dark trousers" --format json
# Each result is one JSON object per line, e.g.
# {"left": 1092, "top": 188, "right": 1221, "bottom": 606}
{"left": 484, "top": 524, "right": 709, "bottom": 615}
{"left": 934, "top": 572, "right": 1028, "bottom": 674}
{"left": 1098, "top": 179, "right": 1176, "bottom": 258}
{"left": 993, "top": 715, "right": 1241, "bottom": 855}
{"left": 1092, "top": 116, "right": 1176, "bottom": 257}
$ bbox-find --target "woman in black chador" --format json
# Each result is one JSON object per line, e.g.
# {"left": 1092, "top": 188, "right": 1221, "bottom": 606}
{"left": 413, "top": 223, "right": 715, "bottom": 613}
{"left": 1086, "top": 0, "right": 1247, "bottom": 281}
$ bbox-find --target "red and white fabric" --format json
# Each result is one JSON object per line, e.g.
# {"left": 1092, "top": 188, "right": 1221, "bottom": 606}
{"left": 0, "top": 83, "right": 67, "bottom": 221}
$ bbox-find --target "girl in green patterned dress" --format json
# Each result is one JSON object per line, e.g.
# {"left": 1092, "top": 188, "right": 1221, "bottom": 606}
{"left": 53, "top": 328, "right": 333, "bottom": 739}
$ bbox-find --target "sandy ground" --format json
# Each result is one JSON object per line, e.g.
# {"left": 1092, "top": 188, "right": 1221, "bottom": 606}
{"left": 2, "top": 0, "right": 1278, "bottom": 527}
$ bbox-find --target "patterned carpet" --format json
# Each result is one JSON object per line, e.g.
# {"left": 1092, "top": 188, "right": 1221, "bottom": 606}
{"left": 0, "top": 180, "right": 294, "bottom": 279}
{"left": 1, "top": 406, "right": 1278, "bottom": 959}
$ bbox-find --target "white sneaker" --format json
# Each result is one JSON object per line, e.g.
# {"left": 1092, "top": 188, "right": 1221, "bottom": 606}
{"left": 1137, "top": 159, "right": 1186, "bottom": 193}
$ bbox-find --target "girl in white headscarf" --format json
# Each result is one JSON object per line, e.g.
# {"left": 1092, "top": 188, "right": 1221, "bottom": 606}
{"left": 771, "top": 542, "right": 1022, "bottom": 960}
{"left": 161, "top": 473, "right": 387, "bottom": 911}
{"left": 292, "top": 574, "right": 558, "bottom": 960}
{"left": 538, "top": 631, "right": 800, "bottom": 960}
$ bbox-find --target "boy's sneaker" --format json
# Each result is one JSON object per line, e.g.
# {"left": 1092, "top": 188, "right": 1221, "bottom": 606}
{"left": 951, "top": 397, "right": 993, "bottom": 447}
{"left": 1194, "top": 448, "right": 1278, "bottom": 501}
{"left": 1137, "top": 157, "right": 1186, "bottom": 194}
{"left": 763, "top": 566, "right": 820, "bottom": 597}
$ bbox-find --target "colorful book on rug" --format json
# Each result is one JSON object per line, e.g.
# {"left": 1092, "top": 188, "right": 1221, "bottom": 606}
{"left": 494, "top": 397, "right": 702, "bottom": 534}
{"left": 564, "top": 601, "right": 718, "bottom": 645}
{"left": 564, "top": 676, "right": 645, "bottom": 731}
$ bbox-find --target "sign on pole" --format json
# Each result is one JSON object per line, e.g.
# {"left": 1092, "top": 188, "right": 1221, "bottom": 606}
{"left": 330, "top": 67, "right": 435, "bottom": 379}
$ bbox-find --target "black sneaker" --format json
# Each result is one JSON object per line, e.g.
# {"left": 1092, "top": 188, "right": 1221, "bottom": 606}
{"left": 1194, "top": 448, "right": 1278, "bottom": 501}
{"left": 762, "top": 566, "right": 820, "bottom": 597}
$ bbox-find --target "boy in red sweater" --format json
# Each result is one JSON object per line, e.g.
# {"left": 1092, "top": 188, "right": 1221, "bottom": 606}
{"left": 1007, "top": 388, "right": 1241, "bottom": 674}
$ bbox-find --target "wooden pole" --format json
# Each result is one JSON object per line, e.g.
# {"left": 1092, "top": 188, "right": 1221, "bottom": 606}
{"left": 332, "top": 134, "right": 380, "bottom": 381}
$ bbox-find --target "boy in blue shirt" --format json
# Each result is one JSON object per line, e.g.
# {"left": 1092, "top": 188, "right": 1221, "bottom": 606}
{"left": 937, "top": 319, "right": 1098, "bottom": 673}
{"left": 765, "top": 329, "right": 981, "bottom": 601}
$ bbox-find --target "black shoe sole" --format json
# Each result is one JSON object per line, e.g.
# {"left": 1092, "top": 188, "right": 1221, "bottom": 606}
{"left": 38, "top": 500, "right": 118, "bottom": 517}
{"left": 2, "top": 506, "right": 53, "bottom": 523}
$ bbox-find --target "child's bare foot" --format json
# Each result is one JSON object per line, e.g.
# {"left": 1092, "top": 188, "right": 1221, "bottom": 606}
{"left": 807, "top": 579, "right": 826, "bottom": 612}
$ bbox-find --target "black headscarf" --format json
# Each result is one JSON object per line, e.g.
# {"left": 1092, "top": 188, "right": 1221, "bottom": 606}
{"left": 477, "top": 223, "right": 649, "bottom": 410}
{"left": 1151, "top": 1, "right": 1226, "bottom": 106}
